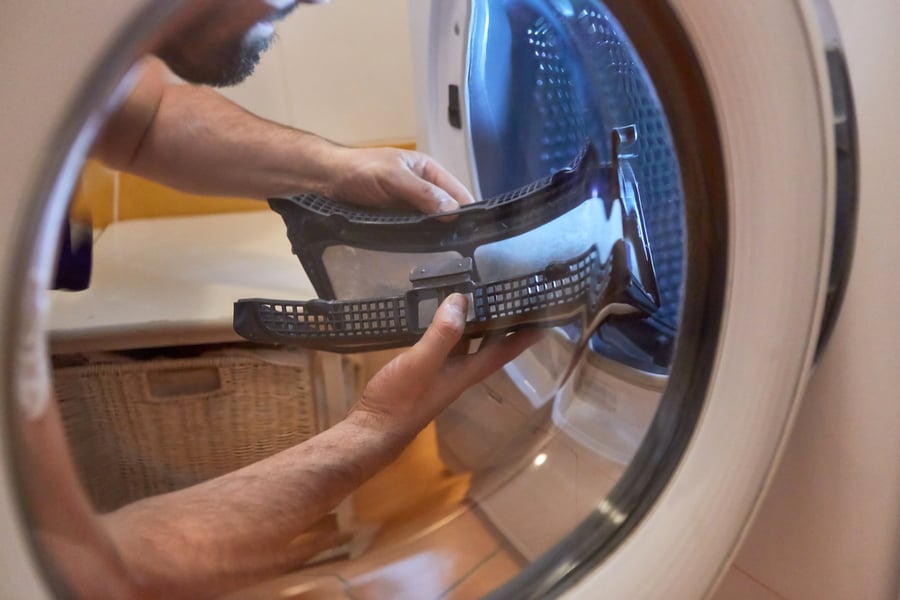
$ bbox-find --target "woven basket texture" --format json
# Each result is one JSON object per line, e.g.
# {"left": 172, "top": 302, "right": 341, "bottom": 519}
{"left": 54, "top": 348, "right": 318, "bottom": 512}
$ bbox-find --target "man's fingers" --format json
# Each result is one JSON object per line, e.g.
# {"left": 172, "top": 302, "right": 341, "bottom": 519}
{"left": 404, "top": 294, "right": 469, "bottom": 375}
{"left": 388, "top": 171, "right": 459, "bottom": 216}
{"left": 393, "top": 152, "right": 475, "bottom": 215}
{"left": 416, "top": 157, "right": 476, "bottom": 207}
{"left": 359, "top": 294, "right": 467, "bottom": 405}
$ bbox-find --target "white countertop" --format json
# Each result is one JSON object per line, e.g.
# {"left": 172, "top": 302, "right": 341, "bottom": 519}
{"left": 49, "top": 211, "right": 316, "bottom": 353}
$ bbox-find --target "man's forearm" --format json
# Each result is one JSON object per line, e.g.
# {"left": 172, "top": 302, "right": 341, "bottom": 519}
{"left": 123, "top": 82, "right": 342, "bottom": 200}
{"left": 103, "top": 409, "right": 412, "bottom": 598}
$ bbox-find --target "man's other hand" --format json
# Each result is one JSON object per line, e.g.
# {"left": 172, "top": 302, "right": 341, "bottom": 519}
{"left": 348, "top": 293, "right": 542, "bottom": 442}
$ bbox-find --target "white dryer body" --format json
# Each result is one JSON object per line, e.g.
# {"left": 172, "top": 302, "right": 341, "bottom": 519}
{"left": 0, "top": 1, "right": 897, "bottom": 599}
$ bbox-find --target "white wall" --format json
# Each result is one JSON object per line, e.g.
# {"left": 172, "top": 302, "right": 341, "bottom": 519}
{"left": 220, "top": 0, "right": 417, "bottom": 146}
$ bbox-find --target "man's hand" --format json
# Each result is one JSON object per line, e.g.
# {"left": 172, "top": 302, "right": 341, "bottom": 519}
{"left": 324, "top": 146, "right": 475, "bottom": 215}
{"left": 348, "top": 293, "right": 542, "bottom": 444}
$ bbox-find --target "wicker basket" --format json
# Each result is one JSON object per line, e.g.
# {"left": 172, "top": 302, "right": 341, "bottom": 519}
{"left": 54, "top": 347, "right": 322, "bottom": 512}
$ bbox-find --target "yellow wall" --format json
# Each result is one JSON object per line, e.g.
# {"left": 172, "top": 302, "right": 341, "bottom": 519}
{"left": 71, "top": 160, "right": 266, "bottom": 229}
{"left": 71, "top": 141, "right": 417, "bottom": 228}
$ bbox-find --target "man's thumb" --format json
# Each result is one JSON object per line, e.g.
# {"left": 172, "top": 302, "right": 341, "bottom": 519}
{"left": 406, "top": 293, "right": 468, "bottom": 374}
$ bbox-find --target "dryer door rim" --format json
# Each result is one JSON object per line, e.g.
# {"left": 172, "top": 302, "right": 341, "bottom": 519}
{"left": 564, "top": 1, "right": 837, "bottom": 597}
